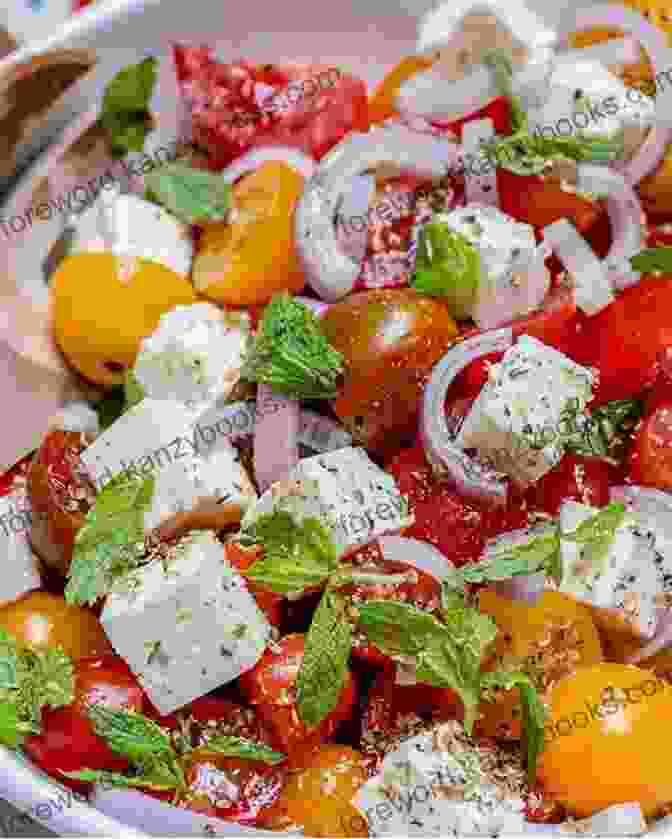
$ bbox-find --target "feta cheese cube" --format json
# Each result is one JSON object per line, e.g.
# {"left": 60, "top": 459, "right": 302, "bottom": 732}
{"left": 455, "top": 335, "right": 594, "bottom": 486}
{"left": 559, "top": 500, "right": 659, "bottom": 638}
{"left": 101, "top": 531, "right": 271, "bottom": 715}
{"left": 133, "top": 303, "right": 250, "bottom": 406}
{"left": 0, "top": 489, "right": 41, "bottom": 606}
{"left": 242, "top": 447, "right": 413, "bottom": 558}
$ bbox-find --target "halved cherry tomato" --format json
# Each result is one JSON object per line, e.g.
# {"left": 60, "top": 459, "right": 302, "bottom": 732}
{"left": 24, "top": 655, "right": 144, "bottom": 792}
{"left": 238, "top": 633, "right": 357, "bottom": 755}
{"left": 524, "top": 453, "right": 618, "bottom": 516}
{"left": 225, "top": 542, "right": 284, "bottom": 628}
{"left": 173, "top": 47, "right": 369, "bottom": 166}
{"left": 628, "top": 395, "right": 672, "bottom": 491}
{"left": 386, "top": 440, "right": 528, "bottom": 566}
{"left": 335, "top": 542, "right": 441, "bottom": 666}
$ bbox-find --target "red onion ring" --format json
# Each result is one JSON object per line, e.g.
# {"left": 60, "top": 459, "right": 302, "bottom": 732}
{"left": 221, "top": 145, "right": 316, "bottom": 184}
{"left": 253, "top": 384, "right": 300, "bottom": 493}
{"left": 576, "top": 163, "right": 644, "bottom": 290}
{"left": 490, "top": 571, "right": 546, "bottom": 604}
{"left": 421, "top": 329, "right": 513, "bottom": 506}
{"left": 626, "top": 609, "right": 672, "bottom": 664}
{"left": 563, "top": 3, "right": 672, "bottom": 185}
{"left": 378, "top": 535, "right": 454, "bottom": 582}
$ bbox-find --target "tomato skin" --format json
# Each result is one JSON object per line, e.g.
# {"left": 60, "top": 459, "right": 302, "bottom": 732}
{"left": 386, "top": 440, "right": 527, "bottom": 566}
{"left": 524, "top": 453, "right": 617, "bottom": 516}
{"left": 628, "top": 397, "right": 672, "bottom": 491}
{"left": 446, "top": 352, "right": 504, "bottom": 402}
{"left": 225, "top": 542, "right": 284, "bottom": 628}
{"left": 238, "top": 634, "right": 357, "bottom": 755}
{"left": 24, "top": 655, "right": 144, "bottom": 792}
{"left": 570, "top": 275, "right": 672, "bottom": 404}
{"left": 335, "top": 544, "right": 442, "bottom": 666}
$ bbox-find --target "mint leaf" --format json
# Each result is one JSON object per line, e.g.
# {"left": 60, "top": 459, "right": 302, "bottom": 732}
{"left": 15, "top": 647, "right": 75, "bottom": 727}
{"left": 561, "top": 502, "right": 627, "bottom": 551}
{"left": 123, "top": 369, "right": 145, "bottom": 410}
{"left": 65, "top": 472, "right": 155, "bottom": 605}
{"left": 481, "top": 669, "right": 546, "bottom": 781}
{"left": 356, "top": 600, "right": 447, "bottom": 657}
{"left": 482, "top": 48, "right": 527, "bottom": 133}
{"left": 0, "top": 629, "right": 19, "bottom": 689}
{"left": 144, "top": 162, "right": 232, "bottom": 225}
{"left": 62, "top": 767, "right": 180, "bottom": 792}
{"left": 630, "top": 247, "right": 672, "bottom": 274}
{"left": 445, "top": 528, "right": 560, "bottom": 591}
{"left": 102, "top": 57, "right": 157, "bottom": 114}
{"left": 241, "top": 511, "right": 339, "bottom": 595}
{"left": 0, "top": 704, "right": 37, "bottom": 749}
{"left": 85, "top": 705, "right": 174, "bottom": 764}
{"left": 94, "top": 385, "right": 127, "bottom": 432}
{"left": 200, "top": 736, "right": 285, "bottom": 765}
{"left": 564, "top": 399, "right": 643, "bottom": 462}
{"left": 241, "top": 294, "right": 344, "bottom": 400}
{"left": 296, "top": 589, "right": 353, "bottom": 729}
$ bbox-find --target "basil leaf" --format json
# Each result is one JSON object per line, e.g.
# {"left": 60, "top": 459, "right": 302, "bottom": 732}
{"left": 144, "top": 162, "right": 232, "bottom": 225}
{"left": 630, "top": 247, "right": 672, "bottom": 274}
{"left": 481, "top": 670, "right": 546, "bottom": 781}
{"left": 241, "top": 512, "right": 339, "bottom": 596}
{"left": 296, "top": 589, "right": 353, "bottom": 729}
{"left": 85, "top": 705, "right": 174, "bottom": 764}
{"left": 200, "top": 736, "right": 285, "bottom": 765}
{"left": 65, "top": 472, "right": 155, "bottom": 605}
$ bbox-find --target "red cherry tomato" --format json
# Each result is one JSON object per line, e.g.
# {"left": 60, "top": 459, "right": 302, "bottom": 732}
{"left": 238, "top": 634, "right": 357, "bottom": 755}
{"left": 173, "top": 47, "right": 369, "bottom": 167}
{"left": 386, "top": 440, "right": 527, "bottom": 566}
{"left": 524, "top": 453, "right": 617, "bottom": 516}
{"left": 225, "top": 542, "right": 284, "bottom": 628}
{"left": 335, "top": 542, "right": 441, "bottom": 666}
{"left": 24, "top": 655, "right": 144, "bottom": 792}
{"left": 628, "top": 396, "right": 672, "bottom": 492}
{"left": 570, "top": 275, "right": 672, "bottom": 404}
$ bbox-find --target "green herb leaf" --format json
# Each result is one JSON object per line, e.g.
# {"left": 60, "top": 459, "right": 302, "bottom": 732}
{"left": 123, "top": 369, "right": 145, "bottom": 410}
{"left": 560, "top": 502, "right": 629, "bottom": 586}
{"left": 356, "top": 600, "right": 448, "bottom": 657}
{"left": 564, "top": 399, "right": 643, "bottom": 461}
{"left": 65, "top": 472, "right": 155, "bottom": 606}
{"left": 94, "top": 385, "right": 127, "bottom": 432}
{"left": 200, "top": 736, "right": 286, "bottom": 765}
{"left": 0, "top": 704, "right": 38, "bottom": 749}
{"left": 0, "top": 629, "right": 19, "bottom": 689}
{"left": 481, "top": 669, "right": 546, "bottom": 781}
{"left": 411, "top": 224, "right": 482, "bottom": 319}
{"left": 241, "top": 294, "right": 344, "bottom": 400}
{"left": 14, "top": 647, "right": 75, "bottom": 727}
{"left": 296, "top": 589, "right": 353, "bottom": 729}
{"left": 85, "top": 705, "right": 174, "bottom": 764}
{"left": 240, "top": 511, "right": 339, "bottom": 596}
{"left": 482, "top": 48, "right": 527, "bottom": 134}
{"left": 144, "top": 162, "right": 232, "bottom": 225}
{"left": 102, "top": 57, "right": 157, "bottom": 114}
{"left": 444, "top": 528, "right": 561, "bottom": 591}
{"left": 62, "top": 767, "right": 180, "bottom": 792}
{"left": 630, "top": 246, "right": 672, "bottom": 274}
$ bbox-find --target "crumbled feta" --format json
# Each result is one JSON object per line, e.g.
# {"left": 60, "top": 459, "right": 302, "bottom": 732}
{"left": 133, "top": 303, "right": 250, "bottom": 406}
{"left": 0, "top": 489, "right": 41, "bottom": 606}
{"left": 559, "top": 500, "right": 659, "bottom": 638}
{"left": 456, "top": 335, "right": 594, "bottom": 486}
{"left": 354, "top": 722, "right": 526, "bottom": 836}
{"left": 242, "top": 447, "right": 413, "bottom": 558}
{"left": 101, "top": 530, "right": 271, "bottom": 715}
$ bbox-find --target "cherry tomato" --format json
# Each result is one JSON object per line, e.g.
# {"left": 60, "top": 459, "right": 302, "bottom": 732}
{"left": 446, "top": 96, "right": 513, "bottom": 139}
{"left": 386, "top": 440, "right": 527, "bottom": 566}
{"left": 262, "top": 744, "right": 368, "bottom": 836}
{"left": 24, "top": 655, "right": 144, "bottom": 792}
{"left": 628, "top": 396, "right": 672, "bottom": 491}
{"left": 321, "top": 289, "right": 459, "bottom": 455}
{"left": 0, "top": 591, "right": 112, "bottom": 661}
{"left": 225, "top": 542, "right": 284, "bottom": 628}
{"left": 0, "top": 453, "right": 33, "bottom": 498}
{"left": 173, "top": 48, "right": 369, "bottom": 166}
{"left": 335, "top": 542, "right": 441, "bottom": 665}
{"left": 27, "top": 429, "right": 94, "bottom": 578}
{"left": 570, "top": 275, "right": 672, "bottom": 404}
{"left": 524, "top": 453, "right": 617, "bottom": 516}
{"left": 238, "top": 634, "right": 357, "bottom": 755}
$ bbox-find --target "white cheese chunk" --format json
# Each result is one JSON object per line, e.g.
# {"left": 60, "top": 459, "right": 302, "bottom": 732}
{"left": 101, "top": 531, "right": 271, "bottom": 715}
{"left": 559, "top": 500, "right": 658, "bottom": 639}
{"left": 133, "top": 303, "right": 250, "bottom": 406}
{"left": 242, "top": 447, "right": 413, "bottom": 558}
{"left": 456, "top": 335, "right": 594, "bottom": 486}
{"left": 0, "top": 489, "right": 41, "bottom": 607}
{"left": 353, "top": 723, "right": 526, "bottom": 837}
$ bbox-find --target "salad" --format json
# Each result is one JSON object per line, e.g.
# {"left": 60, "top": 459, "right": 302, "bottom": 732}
{"left": 5, "top": 0, "right": 672, "bottom": 835}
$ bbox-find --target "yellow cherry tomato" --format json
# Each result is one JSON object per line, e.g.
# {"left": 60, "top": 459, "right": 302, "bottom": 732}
{"left": 537, "top": 662, "right": 672, "bottom": 818}
{"left": 368, "top": 55, "right": 435, "bottom": 124}
{"left": 192, "top": 161, "right": 306, "bottom": 306}
{"left": 52, "top": 253, "right": 197, "bottom": 387}
{"left": 476, "top": 590, "right": 603, "bottom": 740}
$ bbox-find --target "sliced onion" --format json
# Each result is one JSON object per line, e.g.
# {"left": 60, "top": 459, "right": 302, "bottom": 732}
{"left": 626, "top": 609, "right": 672, "bottom": 665}
{"left": 294, "top": 125, "right": 461, "bottom": 301}
{"left": 421, "top": 329, "right": 513, "bottom": 506}
{"left": 253, "top": 384, "right": 300, "bottom": 493}
{"left": 576, "top": 163, "right": 644, "bottom": 290}
{"left": 490, "top": 571, "right": 546, "bottom": 604}
{"left": 221, "top": 145, "right": 316, "bottom": 184}
{"left": 563, "top": 4, "right": 672, "bottom": 185}
{"left": 378, "top": 535, "right": 454, "bottom": 582}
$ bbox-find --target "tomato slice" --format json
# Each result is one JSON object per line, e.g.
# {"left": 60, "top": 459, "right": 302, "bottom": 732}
{"left": 628, "top": 386, "right": 672, "bottom": 492}
{"left": 524, "top": 453, "right": 618, "bottom": 516}
{"left": 225, "top": 542, "right": 284, "bottom": 628}
{"left": 173, "top": 47, "right": 369, "bottom": 166}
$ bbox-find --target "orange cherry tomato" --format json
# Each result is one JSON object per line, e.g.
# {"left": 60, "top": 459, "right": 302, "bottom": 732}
{"left": 537, "top": 663, "right": 672, "bottom": 818}
{"left": 0, "top": 591, "right": 112, "bottom": 661}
